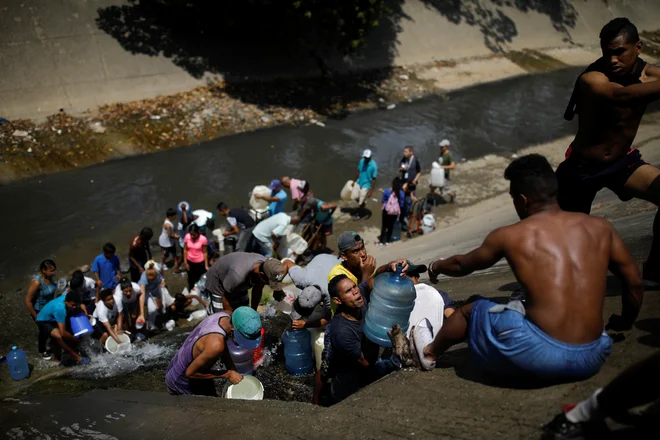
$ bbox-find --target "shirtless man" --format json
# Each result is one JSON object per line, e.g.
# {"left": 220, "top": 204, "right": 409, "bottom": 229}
{"left": 412, "top": 155, "right": 643, "bottom": 381}
{"left": 557, "top": 17, "right": 660, "bottom": 283}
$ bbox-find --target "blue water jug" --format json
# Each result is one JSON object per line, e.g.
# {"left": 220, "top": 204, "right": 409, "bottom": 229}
{"left": 227, "top": 338, "right": 254, "bottom": 375}
{"left": 364, "top": 265, "right": 416, "bottom": 347}
{"left": 392, "top": 220, "right": 402, "bottom": 242}
{"left": 69, "top": 313, "right": 94, "bottom": 338}
{"left": 8, "top": 346, "right": 29, "bottom": 381}
{"left": 282, "top": 329, "right": 313, "bottom": 375}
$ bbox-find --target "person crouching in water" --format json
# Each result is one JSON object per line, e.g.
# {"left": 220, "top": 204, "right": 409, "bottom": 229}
{"left": 92, "top": 289, "right": 124, "bottom": 347}
{"left": 165, "top": 307, "right": 262, "bottom": 396}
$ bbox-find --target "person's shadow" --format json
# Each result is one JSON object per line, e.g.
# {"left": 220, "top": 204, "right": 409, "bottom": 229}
{"left": 340, "top": 207, "right": 372, "bottom": 220}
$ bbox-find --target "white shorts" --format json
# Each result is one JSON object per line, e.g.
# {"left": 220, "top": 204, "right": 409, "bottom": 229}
{"left": 351, "top": 184, "right": 369, "bottom": 205}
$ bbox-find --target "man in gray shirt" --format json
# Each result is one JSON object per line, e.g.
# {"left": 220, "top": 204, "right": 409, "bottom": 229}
{"left": 287, "top": 254, "right": 340, "bottom": 329}
{"left": 205, "top": 252, "right": 289, "bottom": 312}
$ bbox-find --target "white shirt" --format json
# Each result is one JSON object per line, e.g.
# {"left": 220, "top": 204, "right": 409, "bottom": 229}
{"left": 406, "top": 283, "right": 445, "bottom": 339}
{"left": 113, "top": 282, "right": 140, "bottom": 310}
{"left": 252, "top": 213, "right": 291, "bottom": 242}
{"left": 193, "top": 209, "right": 214, "bottom": 227}
{"left": 93, "top": 300, "right": 119, "bottom": 324}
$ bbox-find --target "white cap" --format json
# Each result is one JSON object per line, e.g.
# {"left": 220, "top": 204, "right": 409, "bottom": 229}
{"left": 439, "top": 139, "right": 450, "bottom": 147}
{"left": 362, "top": 149, "right": 372, "bottom": 158}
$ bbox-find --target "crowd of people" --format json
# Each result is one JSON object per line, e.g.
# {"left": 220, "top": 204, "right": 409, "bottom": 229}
{"left": 18, "top": 17, "right": 660, "bottom": 439}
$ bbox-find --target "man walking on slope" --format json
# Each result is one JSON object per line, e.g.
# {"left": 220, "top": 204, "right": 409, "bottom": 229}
{"left": 557, "top": 17, "right": 660, "bottom": 283}
{"left": 413, "top": 155, "right": 643, "bottom": 382}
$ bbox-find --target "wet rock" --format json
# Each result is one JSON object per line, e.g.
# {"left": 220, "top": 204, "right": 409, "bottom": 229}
{"left": 12, "top": 130, "right": 29, "bottom": 137}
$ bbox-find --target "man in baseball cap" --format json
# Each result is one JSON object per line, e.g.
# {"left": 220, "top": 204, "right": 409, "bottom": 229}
{"left": 352, "top": 149, "right": 378, "bottom": 210}
{"left": 205, "top": 253, "right": 294, "bottom": 312}
{"left": 165, "top": 307, "right": 262, "bottom": 396}
{"left": 290, "top": 285, "right": 332, "bottom": 330}
{"left": 327, "top": 231, "right": 369, "bottom": 286}
{"left": 254, "top": 179, "right": 288, "bottom": 216}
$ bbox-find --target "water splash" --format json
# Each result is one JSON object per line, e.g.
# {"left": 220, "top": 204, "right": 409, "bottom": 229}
{"left": 71, "top": 342, "right": 175, "bottom": 379}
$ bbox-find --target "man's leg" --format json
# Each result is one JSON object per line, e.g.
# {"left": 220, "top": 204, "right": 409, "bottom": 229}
{"left": 49, "top": 327, "right": 82, "bottom": 363}
{"left": 619, "top": 164, "right": 660, "bottom": 271}
{"left": 424, "top": 302, "right": 472, "bottom": 360}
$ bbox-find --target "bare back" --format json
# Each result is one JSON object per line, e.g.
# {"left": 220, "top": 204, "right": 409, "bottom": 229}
{"left": 500, "top": 210, "right": 614, "bottom": 344}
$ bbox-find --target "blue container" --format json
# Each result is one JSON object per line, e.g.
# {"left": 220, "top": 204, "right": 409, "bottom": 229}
{"left": 282, "top": 329, "right": 313, "bottom": 375}
{"left": 70, "top": 313, "right": 93, "bottom": 338}
{"left": 392, "top": 220, "right": 402, "bottom": 242}
{"left": 227, "top": 338, "right": 254, "bottom": 375}
{"left": 364, "top": 265, "right": 416, "bottom": 347}
{"left": 8, "top": 346, "right": 29, "bottom": 381}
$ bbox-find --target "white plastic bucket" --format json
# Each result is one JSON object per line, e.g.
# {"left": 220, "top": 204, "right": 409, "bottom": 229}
{"left": 105, "top": 333, "right": 132, "bottom": 354}
{"left": 249, "top": 185, "right": 271, "bottom": 211}
{"left": 188, "top": 309, "right": 208, "bottom": 321}
{"left": 431, "top": 167, "right": 445, "bottom": 187}
{"left": 225, "top": 375, "right": 264, "bottom": 400}
{"left": 340, "top": 180, "right": 354, "bottom": 201}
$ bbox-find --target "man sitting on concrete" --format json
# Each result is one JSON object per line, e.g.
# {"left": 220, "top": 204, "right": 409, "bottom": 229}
{"left": 413, "top": 154, "right": 643, "bottom": 381}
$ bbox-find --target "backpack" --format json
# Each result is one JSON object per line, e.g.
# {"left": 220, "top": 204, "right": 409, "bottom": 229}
{"left": 384, "top": 191, "right": 401, "bottom": 215}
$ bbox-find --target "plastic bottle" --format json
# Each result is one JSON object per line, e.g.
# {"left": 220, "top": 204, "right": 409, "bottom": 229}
{"left": 392, "top": 220, "right": 402, "bottom": 242}
{"left": 282, "top": 328, "right": 313, "bottom": 375}
{"left": 7, "top": 346, "right": 29, "bottom": 381}
{"left": 227, "top": 338, "right": 254, "bottom": 375}
{"left": 430, "top": 165, "right": 445, "bottom": 187}
{"left": 364, "top": 265, "right": 417, "bottom": 347}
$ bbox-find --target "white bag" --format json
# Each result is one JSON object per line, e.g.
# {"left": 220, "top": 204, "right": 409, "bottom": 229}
{"left": 340, "top": 180, "right": 354, "bottom": 201}
{"left": 250, "top": 185, "right": 271, "bottom": 211}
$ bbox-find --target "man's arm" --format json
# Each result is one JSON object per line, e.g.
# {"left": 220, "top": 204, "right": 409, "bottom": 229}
{"left": 607, "top": 226, "right": 644, "bottom": 330}
{"left": 25, "top": 280, "right": 40, "bottom": 320}
{"left": 255, "top": 194, "right": 280, "bottom": 202}
{"left": 102, "top": 319, "right": 122, "bottom": 344}
{"left": 251, "top": 282, "right": 264, "bottom": 311}
{"left": 57, "top": 322, "right": 78, "bottom": 344}
{"left": 185, "top": 338, "right": 242, "bottom": 384}
{"left": 581, "top": 70, "right": 660, "bottom": 106}
{"left": 428, "top": 229, "right": 505, "bottom": 281}
{"left": 441, "top": 161, "right": 456, "bottom": 171}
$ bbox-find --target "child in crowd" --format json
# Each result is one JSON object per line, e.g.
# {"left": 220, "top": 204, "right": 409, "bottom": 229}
{"left": 92, "top": 289, "right": 124, "bottom": 346}
{"left": 92, "top": 243, "right": 121, "bottom": 289}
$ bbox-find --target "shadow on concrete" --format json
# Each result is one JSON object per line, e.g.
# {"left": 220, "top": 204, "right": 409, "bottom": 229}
{"left": 95, "top": 0, "right": 579, "bottom": 114}
{"left": 340, "top": 207, "right": 373, "bottom": 221}
{"left": 635, "top": 318, "right": 660, "bottom": 348}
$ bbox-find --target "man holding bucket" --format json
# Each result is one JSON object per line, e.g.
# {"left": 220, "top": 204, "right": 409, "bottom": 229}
{"left": 36, "top": 291, "right": 90, "bottom": 365}
{"left": 165, "top": 307, "right": 262, "bottom": 396}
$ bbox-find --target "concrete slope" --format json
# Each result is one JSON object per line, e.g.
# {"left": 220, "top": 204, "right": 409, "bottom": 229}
{"left": 1, "top": 0, "right": 660, "bottom": 120}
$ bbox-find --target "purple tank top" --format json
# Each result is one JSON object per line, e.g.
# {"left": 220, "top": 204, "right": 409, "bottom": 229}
{"left": 165, "top": 312, "right": 230, "bottom": 394}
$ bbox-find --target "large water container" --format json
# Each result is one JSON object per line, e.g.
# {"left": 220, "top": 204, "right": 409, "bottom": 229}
{"left": 70, "top": 313, "right": 94, "bottom": 338}
{"left": 7, "top": 346, "right": 29, "bottom": 381}
{"left": 430, "top": 165, "right": 445, "bottom": 188}
{"left": 364, "top": 265, "right": 417, "bottom": 347}
{"left": 250, "top": 185, "right": 271, "bottom": 211}
{"left": 340, "top": 180, "right": 354, "bottom": 201}
{"left": 227, "top": 338, "right": 254, "bottom": 375}
{"left": 282, "top": 329, "right": 314, "bottom": 375}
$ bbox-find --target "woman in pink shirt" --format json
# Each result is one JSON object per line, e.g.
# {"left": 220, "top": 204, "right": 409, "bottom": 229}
{"left": 183, "top": 224, "right": 208, "bottom": 290}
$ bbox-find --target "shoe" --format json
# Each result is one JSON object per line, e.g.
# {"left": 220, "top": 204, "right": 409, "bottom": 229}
{"left": 411, "top": 318, "right": 436, "bottom": 371}
{"left": 385, "top": 242, "right": 391, "bottom": 247}
{"left": 162, "top": 265, "right": 169, "bottom": 271}
{"left": 41, "top": 351, "right": 53, "bottom": 361}
{"left": 541, "top": 413, "right": 585, "bottom": 440}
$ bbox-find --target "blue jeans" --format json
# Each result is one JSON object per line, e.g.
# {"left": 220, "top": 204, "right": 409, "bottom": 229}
{"left": 255, "top": 239, "right": 273, "bottom": 258}
{"left": 468, "top": 299, "right": 612, "bottom": 381}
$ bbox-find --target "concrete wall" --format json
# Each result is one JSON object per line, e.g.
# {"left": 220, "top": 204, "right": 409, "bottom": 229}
{"left": 1, "top": 0, "right": 660, "bottom": 120}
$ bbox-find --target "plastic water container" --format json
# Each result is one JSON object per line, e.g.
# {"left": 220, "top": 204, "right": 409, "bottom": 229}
{"left": 282, "top": 329, "right": 314, "bottom": 375}
{"left": 364, "top": 265, "right": 417, "bottom": 347}
{"left": 250, "top": 185, "right": 271, "bottom": 211}
{"left": 70, "top": 313, "right": 94, "bottom": 338}
{"left": 105, "top": 333, "right": 132, "bottom": 354}
{"left": 7, "top": 346, "right": 29, "bottom": 381}
{"left": 392, "top": 220, "right": 402, "bottom": 242}
{"left": 422, "top": 214, "right": 435, "bottom": 234}
{"left": 227, "top": 338, "right": 254, "bottom": 375}
{"left": 225, "top": 375, "right": 264, "bottom": 400}
{"left": 340, "top": 180, "right": 354, "bottom": 201}
{"left": 287, "top": 233, "right": 308, "bottom": 256}
{"left": 253, "top": 327, "right": 266, "bottom": 369}
{"left": 277, "top": 288, "right": 298, "bottom": 314}
{"left": 431, "top": 166, "right": 445, "bottom": 188}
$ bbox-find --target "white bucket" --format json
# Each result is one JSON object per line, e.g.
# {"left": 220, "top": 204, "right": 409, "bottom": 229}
{"left": 188, "top": 309, "right": 208, "bottom": 321}
{"left": 249, "top": 185, "right": 271, "bottom": 211}
{"left": 277, "top": 288, "right": 298, "bottom": 314}
{"left": 340, "top": 180, "right": 354, "bottom": 201}
{"left": 105, "top": 333, "right": 132, "bottom": 354}
{"left": 225, "top": 375, "right": 264, "bottom": 400}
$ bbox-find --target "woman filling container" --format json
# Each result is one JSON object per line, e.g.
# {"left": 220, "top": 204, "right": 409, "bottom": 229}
{"left": 25, "top": 259, "right": 58, "bottom": 359}
{"left": 184, "top": 224, "right": 209, "bottom": 290}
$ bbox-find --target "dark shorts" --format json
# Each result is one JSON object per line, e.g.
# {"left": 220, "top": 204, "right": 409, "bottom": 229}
{"left": 161, "top": 245, "right": 177, "bottom": 256}
{"left": 319, "top": 223, "right": 333, "bottom": 236}
{"left": 37, "top": 320, "right": 58, "bottom": 338}
{"left": 556, "top": 147, "right": 647, "bottom": 214}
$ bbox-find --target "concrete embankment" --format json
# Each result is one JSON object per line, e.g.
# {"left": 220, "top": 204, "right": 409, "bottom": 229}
{"left": 2, "top": 0, "right": 660, "bottom": 120}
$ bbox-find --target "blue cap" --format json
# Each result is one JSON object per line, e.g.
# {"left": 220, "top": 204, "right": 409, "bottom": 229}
{"left": 268, "top": 179, "right": 282, "bottom": 190}
{"left": 232, "top": 307, "right": 263, "bottom": 349}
